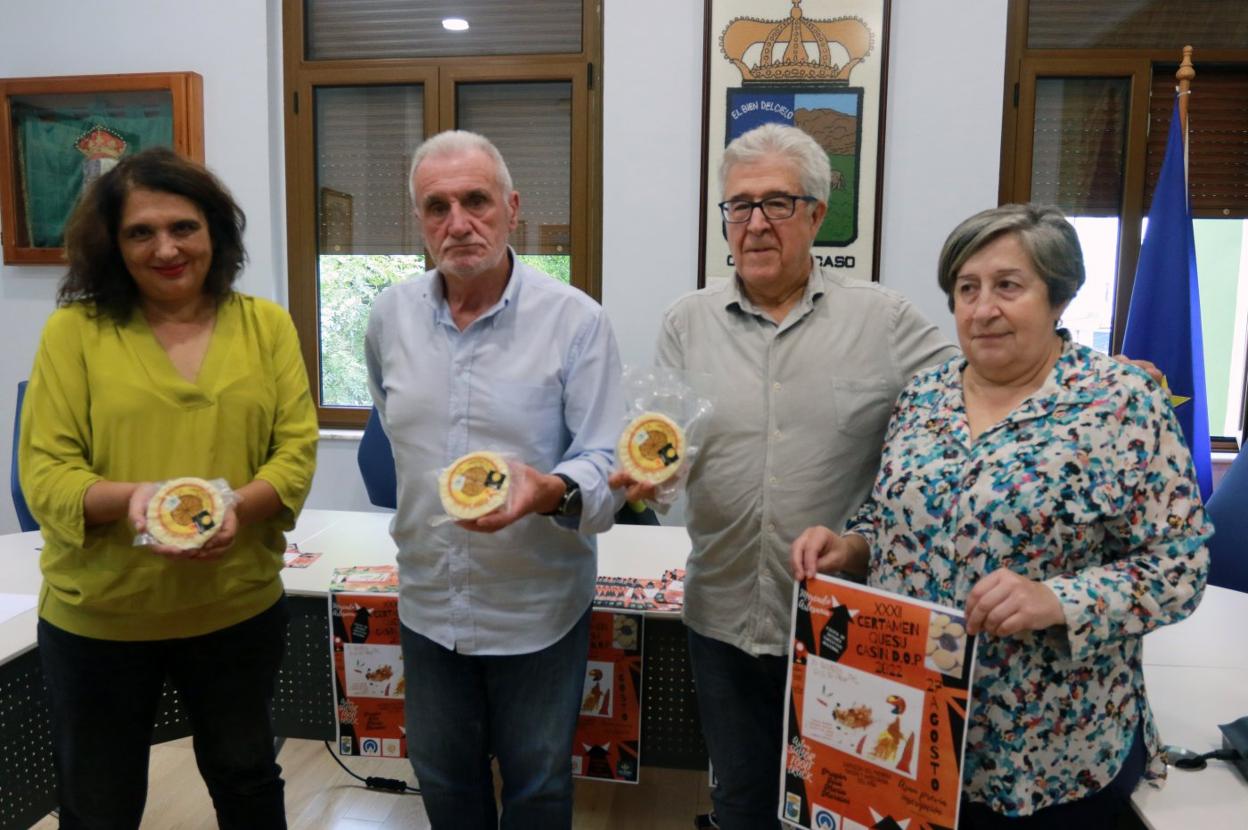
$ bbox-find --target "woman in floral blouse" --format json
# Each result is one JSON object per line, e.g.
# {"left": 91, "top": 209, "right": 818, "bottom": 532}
{"left": 790, "top": 204, "right": 1210, "bottom": 828}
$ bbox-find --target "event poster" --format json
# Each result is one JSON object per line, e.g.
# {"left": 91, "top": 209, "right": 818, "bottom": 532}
{"left": 781, "top": 575, "right": 976, "bottom": 829}
{"left": 327, "top": 570, "right": 646, "bottom": 779}
{"left": 572, "top": 610, "right": 644, "bottom": 783}
{"left": 330, "top": 574, "right": 406, "bottom": 759}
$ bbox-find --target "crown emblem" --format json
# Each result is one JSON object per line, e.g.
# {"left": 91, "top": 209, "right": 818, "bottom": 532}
{"left": 721, "top": 0, "right": 873, "bottom": 84}
{"left": 75, "top": 125, "right": 127, "bottom": 161}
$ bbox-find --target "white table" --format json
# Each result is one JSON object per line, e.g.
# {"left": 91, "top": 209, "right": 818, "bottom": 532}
{"left": 0, "top": 529, "right": 42, "bottom": 664}
{"left": 282, "top": 509, "right": 692, "bottom": 607}
{"left": 1132, "top": 584, "right": 1248, "bottom": 829}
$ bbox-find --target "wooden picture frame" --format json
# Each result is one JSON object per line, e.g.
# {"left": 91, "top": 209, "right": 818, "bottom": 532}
{"left": 0, "top": 71, "right": 204, "bottom": 265}
{"left": 319, "top": 187, "right": 354, "bottom": 254}
{"left": 698, "top": 0, "right": 890, "bottom": 286}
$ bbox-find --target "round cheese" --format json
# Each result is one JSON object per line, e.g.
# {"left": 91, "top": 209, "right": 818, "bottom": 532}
{"left": 145, "top": 477, "right": 225, "bottom": 549}
{"left": 617, "top": 411, "right": 686, "bottom": 485}
{"left": 438, "top": 451, "right": 510, "bottom": 519}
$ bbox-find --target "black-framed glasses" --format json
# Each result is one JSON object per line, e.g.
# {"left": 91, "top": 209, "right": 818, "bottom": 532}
{"left": 718, "top": 194, "right": 818, "bottom": 223}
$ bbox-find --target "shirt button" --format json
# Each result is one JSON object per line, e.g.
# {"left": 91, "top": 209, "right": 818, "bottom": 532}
{"left": 767, "top": 522, "right": 776, "bottom": 532}
{"left": 773, "top": 430, "right": 782, "bottom": 439}
{"left": 769, "top": 476, "right": 778, "bottom": 485}
{"left": 773, "top": 382, "right": 782, "bottom": 391}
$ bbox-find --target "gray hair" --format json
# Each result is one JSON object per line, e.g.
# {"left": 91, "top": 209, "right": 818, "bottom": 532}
{"left": 936, "top": 204, "right": 1085, "bottom": 312}
{"left": 719, "top": 122, "right": 832, "bottom": 204}
{"left": 408, "top": 130, "right": 514, "bottom": 206}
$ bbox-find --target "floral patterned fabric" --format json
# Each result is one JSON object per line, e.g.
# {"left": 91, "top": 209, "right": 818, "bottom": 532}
{"left": 846, "top": 338, "right": 1210, "bottom": 815}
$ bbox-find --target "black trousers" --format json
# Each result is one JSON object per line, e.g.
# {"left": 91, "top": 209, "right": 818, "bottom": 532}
{"left": 37, "top": 597, "right": 290, "bottom": 830}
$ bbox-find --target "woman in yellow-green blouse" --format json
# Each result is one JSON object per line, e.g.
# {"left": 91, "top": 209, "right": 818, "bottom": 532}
{"left": 19, "top": 147, "right": 317, "bottom": 829}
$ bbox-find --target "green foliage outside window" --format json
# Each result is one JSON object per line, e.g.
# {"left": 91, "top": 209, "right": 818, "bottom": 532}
{"left": 318, "top": 253, "right": 570, "bottom": 407}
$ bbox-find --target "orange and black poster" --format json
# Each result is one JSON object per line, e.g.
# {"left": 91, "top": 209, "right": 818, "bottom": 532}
{"left": 781, "top": 575, "right": 976, "bottom": 830}
{"left": 572, "top": 610, "right": 644, "bottom": 783}
{"left": 330, "top": 591, "right": 407, "bottom": 759}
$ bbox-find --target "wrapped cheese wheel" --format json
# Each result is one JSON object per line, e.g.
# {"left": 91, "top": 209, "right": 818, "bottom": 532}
{"left": 617, "top": 411, "right": 686, "bottom": 485}
{"left": 146, "top": 477, "right": 226, "bottom": 549}
{"left": 438, "top": 451, "right": 511, "bottom": 519}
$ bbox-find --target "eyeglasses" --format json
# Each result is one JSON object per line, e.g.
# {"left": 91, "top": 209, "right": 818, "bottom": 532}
{"left": 718, "top": 194, "right": 818, "bottom": 223}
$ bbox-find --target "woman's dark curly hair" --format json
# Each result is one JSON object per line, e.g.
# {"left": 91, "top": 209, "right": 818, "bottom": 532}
{"left": 58, "top": 147, "right": 247, "bottom": 322}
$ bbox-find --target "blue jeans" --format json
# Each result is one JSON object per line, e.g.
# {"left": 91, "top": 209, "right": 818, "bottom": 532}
{"left": 686, "top": 628, "right": 789, "bottom": 830}
{"left": 400, "top": 605, "right": 592, "bottom": 830}
{"left": 37, "top": 598, "right": 289, "bottom": 830}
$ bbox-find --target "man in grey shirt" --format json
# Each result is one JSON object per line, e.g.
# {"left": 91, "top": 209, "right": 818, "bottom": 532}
{"left": 366, "top": 131, "right": 623, "bottom": 829}
{"left": 615, "top": 123, "right": 956, "bottom": 828}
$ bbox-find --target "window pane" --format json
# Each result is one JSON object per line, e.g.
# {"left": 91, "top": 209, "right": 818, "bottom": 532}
{"left": 315, "top": 85, "right": 425, "bottom": 407}
{"left": 1064, "top": 217, "right": 1120, "bottom": 353}
{"left": 319, "top": 254, "right": 424, "bottom": 407}
{"left": 1194, "top": 218, "right": 1248, "bottom": 438}
{"left": 306, "top": 0, "right": 582, "bottom": 60}
{"left": 457, "top": 82, "right": 572, "bottom": 276}
{"left": 1028, "top": 0, "right": 1248, "bottom": 50}
{"left": 1031, "top": 78, "right": 1130, "bottom": 215}
{"left": 1133, "top": 216, "right": 1247, "bottom": 440}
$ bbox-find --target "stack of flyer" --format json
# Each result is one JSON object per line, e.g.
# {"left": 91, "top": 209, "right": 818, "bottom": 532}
{"left": 781, "top": 575, "right": 977, "bottom": 830}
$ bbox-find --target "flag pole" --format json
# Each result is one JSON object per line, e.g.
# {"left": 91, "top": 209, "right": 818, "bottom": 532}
{"left": 1177, "top": 45, "right": 1195, "bottom": 132}
{"left": 1177, "top": 46, "right": 1195, "bottom": 181}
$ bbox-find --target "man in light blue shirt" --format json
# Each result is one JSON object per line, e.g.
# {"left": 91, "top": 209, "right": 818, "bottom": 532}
{"left": 365, "top": 130, "right": 623, "bottom": 829}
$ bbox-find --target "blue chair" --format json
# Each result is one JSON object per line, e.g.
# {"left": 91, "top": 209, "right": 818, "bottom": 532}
{"left": 11, "top": 381, "right": 39, "bottom": 532}
{"left": 1206, "top": 450, "right": 1248, "bottom": 593}
{"left": 357, "top": 406, "right": 397, "bottom": 510}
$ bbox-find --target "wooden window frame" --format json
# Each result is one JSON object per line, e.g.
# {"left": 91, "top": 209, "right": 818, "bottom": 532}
{"left": 281, "top": 0, "right": 602, "bottom": 428}
{"left": 999, "top": 0, "right": 1248, "bottom": 449}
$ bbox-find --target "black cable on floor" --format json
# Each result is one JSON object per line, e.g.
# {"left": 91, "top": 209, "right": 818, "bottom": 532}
{"left": 322, "top": 741, "right": 422, "bottom": 794}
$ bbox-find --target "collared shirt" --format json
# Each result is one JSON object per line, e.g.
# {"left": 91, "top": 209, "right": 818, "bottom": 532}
{"left": 365, "top": 256, "right": 623, "bottom": 655}
{"left": 656, "top": 262, "right": 956, "bottom": 655}
{"left": 847, "top": 339, "right": 1210, "bottom": 814}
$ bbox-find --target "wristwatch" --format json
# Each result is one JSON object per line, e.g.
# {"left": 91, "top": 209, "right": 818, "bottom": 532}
{"left": 541, "top": 473, "right": 582, "bottom": 518}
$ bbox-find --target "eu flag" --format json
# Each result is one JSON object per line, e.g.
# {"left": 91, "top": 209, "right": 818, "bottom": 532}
{"left": 1122, "top": 95, "right": 1212, "bottom": 501}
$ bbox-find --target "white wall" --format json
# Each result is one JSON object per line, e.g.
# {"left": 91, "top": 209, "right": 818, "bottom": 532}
{"left": 879, "top": 0, "right": 1008, "bottom": 336}
{"left": 1, "top": 0, "right": 1009, "bottom": 533}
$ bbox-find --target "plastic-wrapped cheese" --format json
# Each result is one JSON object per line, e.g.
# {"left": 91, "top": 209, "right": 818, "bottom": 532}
{"left": 617, "top": 411, "right": 685, "bottom": 485}
{"left": 146, "top": 477, "right": 225, "bottom": 549}
{"left": 439, "top": 451, "right": 510, "bottom": 519}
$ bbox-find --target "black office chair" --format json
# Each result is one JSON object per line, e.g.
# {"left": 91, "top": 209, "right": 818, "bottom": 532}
{"left": 356, "top": 405, "right": 661, "bottom": 524}
{"left": 11, "top": 380, "right": 39, "bottom": 532}
{"left": 1206, "top": 451, "right": 1248, "bottom": 593}
{"left": 357, "top": 406, "right": 398, "bottom": 510}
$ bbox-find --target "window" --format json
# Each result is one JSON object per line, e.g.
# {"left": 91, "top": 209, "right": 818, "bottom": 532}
{"left": 1000, "top": 0, "right": 1248, "bottom": 447}
{"left": 282, "top": 0, "right": 601, "bottom": 426}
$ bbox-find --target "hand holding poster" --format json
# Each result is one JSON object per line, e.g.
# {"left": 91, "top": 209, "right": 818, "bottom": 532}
{"left": 781, "top": 575, "right": 976, "bottom": 829}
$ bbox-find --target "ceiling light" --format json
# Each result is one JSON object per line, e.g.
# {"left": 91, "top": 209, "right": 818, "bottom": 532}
{"left": 442, "top": 18, "right": 469, "bottom": 32}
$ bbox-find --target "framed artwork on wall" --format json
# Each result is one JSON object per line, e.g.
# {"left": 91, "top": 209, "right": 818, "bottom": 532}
{"left": 698, "top": 0, "right": 891, "bottom": 287}
{"left": 0, "top": 71, "right": 204, "bottom": 265}
{"left": 319, "top": 187, "right": 354, "bottom": 254}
